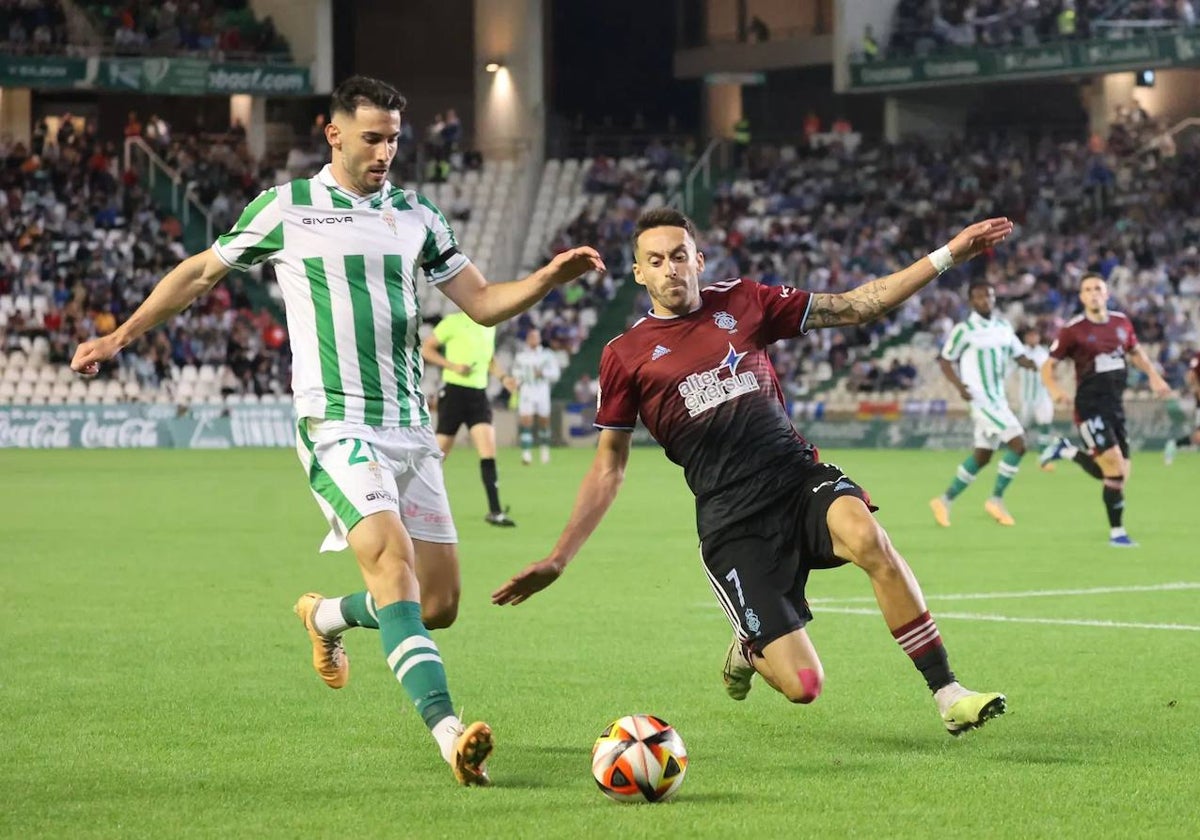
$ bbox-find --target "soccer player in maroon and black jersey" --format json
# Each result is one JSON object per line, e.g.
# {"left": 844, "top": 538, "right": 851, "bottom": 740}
{"left": 1164, "top": 350, "right": 1200, "bottom": 464}
{"left": 493, "top": 208, "right": 1015, "bottom": 736}
{"left": 1038, "top": 275, "right": 1172, "bottom": 546}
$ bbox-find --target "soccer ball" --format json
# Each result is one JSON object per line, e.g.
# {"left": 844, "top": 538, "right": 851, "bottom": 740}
{"left": 591, "top": 714, "right": 688, "bottom": 803}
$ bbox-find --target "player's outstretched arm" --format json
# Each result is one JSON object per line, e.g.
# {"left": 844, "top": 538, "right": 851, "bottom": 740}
{"left": 491, "top": 429, "right": 631, "bottom": 606}
{"left": 1129, "top": 345, "right": 1173, "bottom": 397}
{"left": 805, "top": 217, "right": 1013, "bottom": 328}
{"left": 438, "top": 247, "right": 606, "bottom": 327}
{"left": 71, "top": 248, "right": 231, "bottom": 375}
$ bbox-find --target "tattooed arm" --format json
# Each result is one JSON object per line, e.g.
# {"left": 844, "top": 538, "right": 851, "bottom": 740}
{"left": 805, "top": 217, "right": 1014, "bottom": 329}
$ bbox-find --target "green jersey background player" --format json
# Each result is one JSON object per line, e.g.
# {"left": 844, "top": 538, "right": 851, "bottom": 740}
{"left": 930, "top": 282, "right": 1038, "bottom": 528}
{"left": 71, "top": 75, "right": 605, "bottom": 785}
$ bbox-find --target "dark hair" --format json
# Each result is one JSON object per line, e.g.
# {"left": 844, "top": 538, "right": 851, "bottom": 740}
{"left": 967, "top": 280, "right": 993, "bottom": 295}
{"left": 633, "top": 207, "right": 698, "bottom": 254}
{"left": 330, "top": 75, "right": 407, "bottom": 117}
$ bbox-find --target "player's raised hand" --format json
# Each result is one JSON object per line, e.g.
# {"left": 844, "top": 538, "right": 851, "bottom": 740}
{"left": 491, "top": 557, "right": 565, "bottom": 606}
{"left": 545, "top": 246, "right": 606, "bottom": 286}
{"left": 947, "top": 217, "right": 1014, "bottom": 265}
{"left": 70, "top": 334, "right": 124, "bottom": 376}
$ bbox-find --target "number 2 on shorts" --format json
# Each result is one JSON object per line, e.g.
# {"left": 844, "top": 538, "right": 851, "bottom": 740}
{"left": 340, "top": 438, "right": 376, "bottom": 466}
{"left": 725, "top": 568, "right": 745, "bottom": 607}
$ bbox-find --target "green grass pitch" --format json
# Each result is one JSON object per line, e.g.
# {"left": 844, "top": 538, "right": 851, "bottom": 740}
{"left": 2, "top": 444, "right": 1198, "bottom": 838}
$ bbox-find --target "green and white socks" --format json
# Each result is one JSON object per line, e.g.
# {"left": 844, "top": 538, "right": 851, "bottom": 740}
{"left": 310, "top": 595, "right": 462, "bottom": 764}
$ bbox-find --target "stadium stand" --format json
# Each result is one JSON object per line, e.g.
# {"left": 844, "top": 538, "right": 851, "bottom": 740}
{"left": 882, "top": 0, "right": 1195, "bottom": 60}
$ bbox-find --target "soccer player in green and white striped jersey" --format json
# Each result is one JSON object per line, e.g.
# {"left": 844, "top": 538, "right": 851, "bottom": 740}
{"left": 929, "top": 282, "right": 1039, "bottom": 528}
{"left": 70, "top": 75, "right": 606, "bottom": 786}
{"left": 1017, "top": 326, "right": 1055, "bottom": 450}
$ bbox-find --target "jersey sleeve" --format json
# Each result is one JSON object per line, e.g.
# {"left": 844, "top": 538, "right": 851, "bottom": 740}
{"left": 545, "top": 353, "right": 561, "bottom": 384}
{"left": 1048, "top": 326, "right": 1074, "bottom": 360}
{"left": 417, "top": 195, "right": 470, "bottom": 284}
{"left": 941, "top": 324, "right": 968, "bottom": 361}
{"left": 1123, "top": 319, "right": 1139, "bottom": 350}
{"left": 1008, "top": 328, "right": 1028, "bottom": 359}
{"left": 751, "top": 282, "right": 814, "bottom": 342}
{"left": 213, "top": 188, "right": 283, "bottom": 270}
{"left": 594, "top": 345, "right": 639, "bottom": 430}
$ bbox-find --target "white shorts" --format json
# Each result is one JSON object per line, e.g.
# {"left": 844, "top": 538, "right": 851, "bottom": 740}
{"left": 1018, "top": 395, "right": 1054, "bottom": 427}
{"left": 296, "top": 419, "right": 458, "bottom": 552}
{"left": 970, "top": 402, "right": 1025, "bottom": 450}
{"left": 517, "top": 386, "right": 551, "bottom": 418}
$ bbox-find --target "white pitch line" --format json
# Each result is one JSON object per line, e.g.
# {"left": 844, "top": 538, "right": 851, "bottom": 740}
{"left": 809, "top": 581, "right": 1200, "bottom": 606}
{"left": 819, "top": 606, "right": 1200, "bottom": 632}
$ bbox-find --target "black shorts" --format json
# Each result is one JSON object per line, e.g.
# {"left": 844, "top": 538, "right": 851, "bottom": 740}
{"left": 700, "top": 462, "right": 875, "bottom": 654}
{"left": 435, "top": 383, "right": 492, "bottom": 436}
{"left": 1076, "top": 404, "right": 1129, "bottom": 458}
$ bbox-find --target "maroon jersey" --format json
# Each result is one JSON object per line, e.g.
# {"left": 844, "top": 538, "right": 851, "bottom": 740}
{"left": 595, "top": 278, "right": 817, "bottom": 539}
{"left": 1048, "top": 311, "right": 1138, "bottom": 411}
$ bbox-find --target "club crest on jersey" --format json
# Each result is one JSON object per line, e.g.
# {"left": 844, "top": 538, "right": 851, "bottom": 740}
{"left": 713, "top": 311, "right": 738, "bottom": 332}
{"left": 677, "top": 342, "right": 760, "bottom": 417}
{"left": 381, "top": 209, "right": 398, "bottom": 236}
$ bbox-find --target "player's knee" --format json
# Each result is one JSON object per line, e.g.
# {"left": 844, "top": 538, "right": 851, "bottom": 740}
{"left": 781, "top": 668, "right": 823, "bottom": 704}
{"left": 844, "top": 520, "right": 895, "bottom": 573}
{"left": 1008, "top": 438, "right": 1026, "bottom": 456}
{"left": 422, "top": 594, "right": 459, "bottom": 629}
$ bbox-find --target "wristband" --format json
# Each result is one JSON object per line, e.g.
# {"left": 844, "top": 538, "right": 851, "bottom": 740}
{"left": 928, "top": 245, "right": 954, "bottom": 274}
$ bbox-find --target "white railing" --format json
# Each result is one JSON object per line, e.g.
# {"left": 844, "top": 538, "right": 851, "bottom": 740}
{"left": 1139, "top": 116, "right": 1200, "bottom": 156}
{"left": 681, "top": 137, "right": 723, "bottom": 217}
{"left": 124, "top": 136, "right": 214, "bottom": 245}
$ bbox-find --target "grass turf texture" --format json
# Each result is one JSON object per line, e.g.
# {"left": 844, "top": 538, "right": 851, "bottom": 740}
{"left": 2, "top": 446, "right": 1198, "bottom": 838}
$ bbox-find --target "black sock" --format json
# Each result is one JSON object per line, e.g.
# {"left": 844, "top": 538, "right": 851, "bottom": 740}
{"left": 480, "top": 458, "right": 502, "bottom": 514}
{"left": 1074, "top": 451, "right": 1104, "bottom": 480}
{"left": 1176, "top": 435, "right": 1194, "bottom": 448}
{"left": 1102, "top": 481, "right": 1124, "bottom": 528}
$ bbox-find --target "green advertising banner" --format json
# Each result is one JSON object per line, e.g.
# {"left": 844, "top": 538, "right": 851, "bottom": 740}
{"left": 850, "top": 30, "right": 1200, "bottom": 91}
{"left": 0, "top": 404, "right": 296, "bottom": 449}
{"left": 0, "top": 56, "right": 309, "bottom": 94}
{"left": 0, "top": 55, "right": 90, "bottom": 88}
{"left": 105, "top": 57, "right": 210, "bottom": 94}
{"left": 206, "top": 63, "right": 310, "bottom": 94}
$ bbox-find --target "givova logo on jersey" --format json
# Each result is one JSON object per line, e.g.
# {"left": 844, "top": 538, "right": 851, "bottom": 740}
{"left": 677, "top": 342, "right": 760, "bottom": 417}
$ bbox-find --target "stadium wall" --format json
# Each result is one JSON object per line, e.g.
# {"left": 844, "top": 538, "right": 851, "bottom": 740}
{"left": 1, "top": 403, "right": 1179, "bottom": 451}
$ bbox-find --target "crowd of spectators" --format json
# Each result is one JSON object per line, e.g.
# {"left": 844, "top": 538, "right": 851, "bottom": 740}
{"left": 875, "top": 0, "right": 1196, "bottom": 60}
{"left": 0, "top": 111, "right": 291, "bottom": 400}
{"left": 80, "top": 0, "right": 288, "bottom": 58}
{"left": 1, "top": 0, "right": 68, "bottom": 54}
{"left": 0, "top": 0, "right": 289, "bottom": 59}
{"left": 687, "top": 105, "right": 1199, "bottom": 397}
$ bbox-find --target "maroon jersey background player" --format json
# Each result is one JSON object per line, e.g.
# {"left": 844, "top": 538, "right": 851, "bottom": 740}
{"left": 595, "top": 278, "right": 818, "bottom": 539}
{"left": 1048, "top": 310, "right": 1138, "bottom": 421}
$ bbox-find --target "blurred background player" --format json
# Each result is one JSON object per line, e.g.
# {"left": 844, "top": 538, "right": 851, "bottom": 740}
{"left": 1018, "top": 326, "right": 1056, "bottom": 455}
{"left": 1039, "top": 276, "right": 1172, "bottom": 546}
{"left": 494, "top": 208, "right": 1013, "bottom": 738}
{"left": 422, "top": 310, "right": 520, "bottom": 525}
{"left": 1164, "top": 348, "right": 1200, "bottom": 465}
{"left": 930, "top": 282, "right": 1038, "bottom": 528}
{"left": 72, "top": 75, "right": 605, "bottom": 785}
{"left": 510, "top": 327, "right": 561, "bottom": 465}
